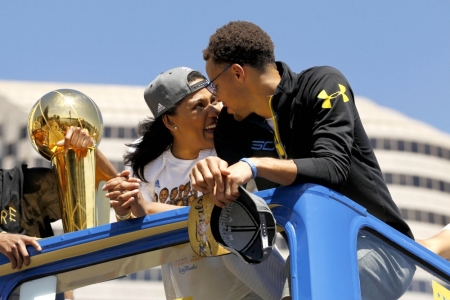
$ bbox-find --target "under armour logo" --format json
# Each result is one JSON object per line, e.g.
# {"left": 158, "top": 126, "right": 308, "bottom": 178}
{"left": 318, "top": 84, "right": 349, "bottom": 109}
{"left": 157, "top": 103, "right": 165, "bottom": 113}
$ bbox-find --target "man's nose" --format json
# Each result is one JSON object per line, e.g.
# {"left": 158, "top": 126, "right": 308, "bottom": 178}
{"left": 209, "top": 103, "right": 221, "bottom": 115}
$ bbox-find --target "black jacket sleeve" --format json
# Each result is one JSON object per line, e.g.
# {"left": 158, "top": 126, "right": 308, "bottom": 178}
{"left": 292, "top": 67, "right": 355, "bottom": 190}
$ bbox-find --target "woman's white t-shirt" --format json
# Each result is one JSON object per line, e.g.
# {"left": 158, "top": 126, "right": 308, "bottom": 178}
{"left": 154, "top": 150, "right": 262, "bottom": 299}
{"left": 130, "top": 147, "right": 285, "bottom": 300}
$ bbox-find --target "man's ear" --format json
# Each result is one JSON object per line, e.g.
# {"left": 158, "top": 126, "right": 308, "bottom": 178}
{"left": 231, "top": 63, "right": 245, "bottom": 82}
{"left": 162, "top": 115, "right": 177, "bottom": 131}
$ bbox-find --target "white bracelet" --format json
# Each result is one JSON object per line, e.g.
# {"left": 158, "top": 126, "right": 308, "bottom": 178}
{"left": 116, "top": 210, "right": 132, "bottom": 221}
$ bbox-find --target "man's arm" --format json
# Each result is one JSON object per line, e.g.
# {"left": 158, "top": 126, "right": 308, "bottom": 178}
{"left": 95, "top": 149, "right": 118, "bottom": 184}
{"left": 219, "top": 157, "right": 297, "bottom": 207}
{"left": 0, "top": 233, "right": 41, "bottom": 270}
{"left": 190, "top": 156, "right": 297, "bottom": 208}
{"left": 417, "top": 226, "right": 450, "bottom": 260}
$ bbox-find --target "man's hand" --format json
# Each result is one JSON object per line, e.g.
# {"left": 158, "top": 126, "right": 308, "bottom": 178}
{"left": 190, "top": 157, "right": 255, "bottom": 208}
{"left": 56, "top": 126, "right": 94, "bottom": 158}
{"left": 191, "top": 156, "right": 298, "bottom": 208}
{"left": 189, "top": 157, "right": 231, "bottom": 206}
{"left": 0, "top": 233, "right": 42, "bottom": 270}
{"left": 216, "top": 161, "right": 254, "bottom": 205}
{"left": 56, "top": 126, "right": 97, "bottom": 162}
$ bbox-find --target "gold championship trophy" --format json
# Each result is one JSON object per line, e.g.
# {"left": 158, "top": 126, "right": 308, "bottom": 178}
{"left": 28, "top": 89, "right": 109, "bottom": 232}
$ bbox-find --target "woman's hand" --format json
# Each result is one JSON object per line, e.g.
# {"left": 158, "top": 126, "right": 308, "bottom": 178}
{"left": 102, "top": 170, "right": 143, "bottom": 218}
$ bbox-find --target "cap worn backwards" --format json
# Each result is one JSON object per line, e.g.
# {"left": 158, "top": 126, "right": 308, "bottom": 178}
{"left": 143, "top": 67, "right": 208, "bottom": 118}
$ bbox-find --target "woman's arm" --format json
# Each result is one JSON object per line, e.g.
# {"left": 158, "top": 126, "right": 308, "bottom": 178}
{"left": 103, "top": 170, "right": 179, "bottom": 220}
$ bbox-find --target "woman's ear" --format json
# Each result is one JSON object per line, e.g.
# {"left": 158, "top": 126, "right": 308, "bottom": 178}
{"left": 162, "top": 115, "right": 178, "bottom": 131}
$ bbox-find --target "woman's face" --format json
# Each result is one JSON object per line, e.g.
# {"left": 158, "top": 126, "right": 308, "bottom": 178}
{"left": 168, "top": 79, "right": 221, "bottom": 157}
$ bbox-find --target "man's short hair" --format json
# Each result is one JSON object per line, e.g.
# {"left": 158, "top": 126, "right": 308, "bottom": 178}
{"left": 203, "top": 21, "right": 275, "bottom": 72}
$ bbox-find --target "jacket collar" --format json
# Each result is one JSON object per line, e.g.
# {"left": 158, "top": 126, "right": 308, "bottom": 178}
{"left": 268, "top": 62, "right": 302, "bottom": 151}
{"left": 270, "top": 61, "right": 299, "bottom": 114}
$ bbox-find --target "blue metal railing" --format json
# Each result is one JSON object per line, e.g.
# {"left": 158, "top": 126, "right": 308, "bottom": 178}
{"left": 1, "top": 183, "right": 450, "bottom": 299}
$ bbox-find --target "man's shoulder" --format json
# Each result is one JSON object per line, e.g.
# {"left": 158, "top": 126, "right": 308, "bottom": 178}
{"left": 299, "top": 65, "right": 346, "bottom": 80}
{"left": 277, "top": 61, "right": 345, "bottom": 80}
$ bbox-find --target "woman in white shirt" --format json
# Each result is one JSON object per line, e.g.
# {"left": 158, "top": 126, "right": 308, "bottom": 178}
{"left": 103, "top": 67, "right": 285, "bottom": 300}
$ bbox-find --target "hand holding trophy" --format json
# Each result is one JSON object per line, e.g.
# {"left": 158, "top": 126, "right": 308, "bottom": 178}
{"left": 27, "top": 89, "right": 108, "bottom": 232}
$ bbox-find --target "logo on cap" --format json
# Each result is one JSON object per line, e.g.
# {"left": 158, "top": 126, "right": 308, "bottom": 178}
{"left": 157, "top": 103, "right": 166, "bottom": 113}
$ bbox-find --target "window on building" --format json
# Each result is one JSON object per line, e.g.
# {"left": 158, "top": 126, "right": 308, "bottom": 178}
{"left": 20, "top": 126, "right": 28, "bottom": 139}
{"left": 132, "top": 128, "right": 138, "bottom": 139}
{"left": 383, "top": 139, "right": 391, "bottom": 150}
{"left": 426, "top": 178, "right": 433, "bottom": 189}
{"left": 384, "top": 173, "right": 393, "bottom": 184}
{"left": 411, "top": 142, "right": 418, "bottom": 153}
{"left": 428, "top": 212, "right": 435, "bottom": 224}
{"left": 442, "top": 215, "right": 448, "bottom": 226}
{"left": 399, "top": 174, "right": 407, "bottom": 186}
{"left": 437, "top": 147, "right": 443, "bottom": 158}
{"left": 104, "top": 126, "right": 112, "bottom": 138}
{"left": 118, "top": 127, "right": 125, "bottom": 139}
{"left": 5, "top": 143, "right": 16, "bottom": 156}
{"left": 397, "top": 140, "right": 405, "bottom": 151}
{"left": 424, "top": 144, "right": 431, "bottom": 155}
{"left": 439, "top": 181, "right": 445, "bottom": 192}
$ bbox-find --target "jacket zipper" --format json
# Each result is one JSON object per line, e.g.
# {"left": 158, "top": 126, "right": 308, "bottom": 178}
{"left": 269, "top": 96, "right": 287, "bottom": 159}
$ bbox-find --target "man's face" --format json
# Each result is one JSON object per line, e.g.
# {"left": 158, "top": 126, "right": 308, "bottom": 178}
{"left": 205, "top": 59, "right": 252, "bottom": 121}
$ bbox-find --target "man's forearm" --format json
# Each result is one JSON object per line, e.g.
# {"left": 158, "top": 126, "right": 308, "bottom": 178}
{"left": 251, "top": 157, "right": 297, "bottom": 186}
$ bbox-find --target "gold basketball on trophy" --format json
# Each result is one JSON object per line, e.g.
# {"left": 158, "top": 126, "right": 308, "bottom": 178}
{"left": 28, "top": 89, "right": 103, "bottom": 159}
{"left": 28, "top": 89, "right": 107, "bottom": 232}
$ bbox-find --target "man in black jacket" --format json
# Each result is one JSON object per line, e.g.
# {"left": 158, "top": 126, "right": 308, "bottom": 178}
{"left": 190, "top": 21, "right": 415, "bottom": 299}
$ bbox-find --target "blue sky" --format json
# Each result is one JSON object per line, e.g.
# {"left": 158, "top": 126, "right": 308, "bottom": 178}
{"left": 1, "top": 1, "right": 449, "bottom": 134}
